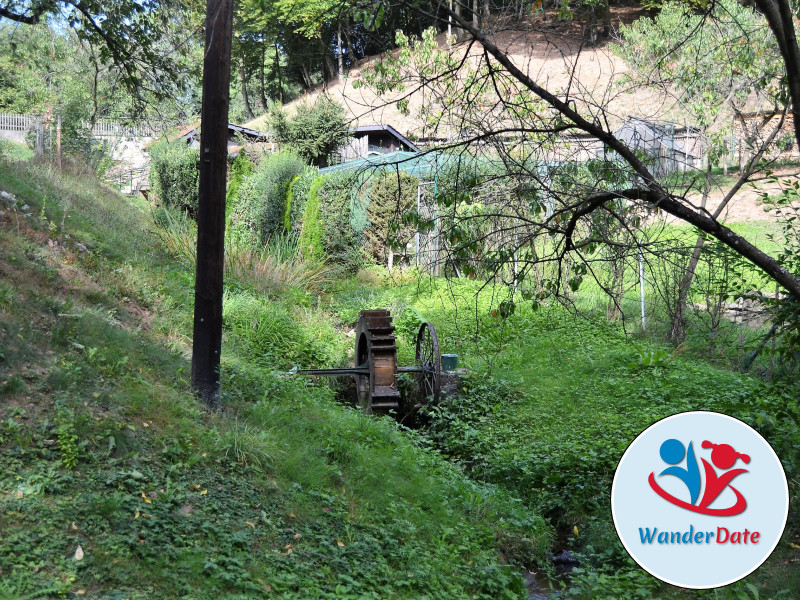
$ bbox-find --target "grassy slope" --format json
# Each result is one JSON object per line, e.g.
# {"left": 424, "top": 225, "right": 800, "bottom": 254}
{"left": 0, "top": 159, "right": 551, "bottom": 599}
{"left": 327, "top": 278, "right": 800, "bottom": 599}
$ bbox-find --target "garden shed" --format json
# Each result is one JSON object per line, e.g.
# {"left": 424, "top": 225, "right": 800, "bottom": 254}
{"left": 330, "top": 125, "right": 420, "bottom": 165}
{"left": 613, "top": 117, "right": 703, "bottom": 177}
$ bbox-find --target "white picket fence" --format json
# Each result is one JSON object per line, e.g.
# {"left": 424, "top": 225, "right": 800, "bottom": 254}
{"left": 0, "top": 113, "right": 39, "bottom": 131}
{"left": 0, "top": 113, "right": 165, "bottom": 137}
{"left": 89, "top": 120, "right": 163, "bottom": 138}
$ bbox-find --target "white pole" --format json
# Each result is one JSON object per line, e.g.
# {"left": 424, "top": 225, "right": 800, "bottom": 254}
{"left": 415, "top": 183, "right": 421, "bottom": 267}
{"left": 639, "top": 245, "right": 646, "bottom": 330}
{"left": 513, "top": 233, "right": 519, "bottom": 291}
{"left": 448, "top": 0, "right": 452, "bottom": 47}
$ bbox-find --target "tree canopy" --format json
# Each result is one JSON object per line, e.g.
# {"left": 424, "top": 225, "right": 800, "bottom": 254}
{"left": 0, "top": 0, "right": 197, "bottom": 110}
{"left": 268, "top": 97, "right": 351, "bottom": 166}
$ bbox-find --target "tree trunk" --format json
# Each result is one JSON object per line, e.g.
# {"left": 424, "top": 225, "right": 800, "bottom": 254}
{"left": 753, "top": 0, "right": 800, "bottom": 152}
{"left": 337, "top": 21, "right": 344, "bottom": 83}
{"left": 585, "top": 9, "right": 599, "bottom": 46}
{"left": 324, "top": 50, "right": 337, "bottom": 84}
{"left": 343, "top": 26, "right": 356, "bottom": 66}
{"left": 472, "top": 0, "right": 479, "bottom": 29}
{"left": 90, "top": 54, "right": 100, "bottom": 128}
{"left": 670, "top": 164, "right": 711, "bottom": 344}
{"left": 606, "top": 249, "right": 625, "bottom": 322}
{"left": 301, "top": 62, "right": 313, "bottom": 89}
{"left": 258, "top": 44, "right": 268, "bottom": 112}
{"left": 600, "top": 0, "right": 611, "bottom": 38}
{"left": 275, "top": 41, "right": 284, "bottom": 102}
{"left": 454, "top": 0, "right": 463, "bottom": 41}
{"left": 192, "top": 0, "right": 234, "bottom": 410}
{"left": 240, "top": 62, "right": 255, "bottom": 120}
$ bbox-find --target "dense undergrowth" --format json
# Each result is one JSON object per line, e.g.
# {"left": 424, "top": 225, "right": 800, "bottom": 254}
{"left": 328, "top": 277, "right": 800, "bottom": 598}
{"left": 0, "top": 157, "right": 551, "bottom": 599}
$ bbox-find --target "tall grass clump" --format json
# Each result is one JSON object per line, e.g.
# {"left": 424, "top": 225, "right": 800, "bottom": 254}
{"left": 225, "top": 232, "right": 331, "bottom": 294}
{"left": 222, "top": 292, "right": 347, "bottom": 368}
{"left": 153, "top": 206, "right": 330, "bottom": 295}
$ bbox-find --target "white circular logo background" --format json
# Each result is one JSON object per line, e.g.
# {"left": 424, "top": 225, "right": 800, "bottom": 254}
{"left": 611, "top": 411, "right": 789, "bottom": 589}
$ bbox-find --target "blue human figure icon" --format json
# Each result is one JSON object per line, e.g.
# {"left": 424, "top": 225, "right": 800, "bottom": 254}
{"left": 658, "top": 439, "right": 701, "bottom": 505}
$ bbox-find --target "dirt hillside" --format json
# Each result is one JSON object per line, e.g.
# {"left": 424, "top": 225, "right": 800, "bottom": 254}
{"left": 246, "top": 6, "right": 680, "bottom": 138}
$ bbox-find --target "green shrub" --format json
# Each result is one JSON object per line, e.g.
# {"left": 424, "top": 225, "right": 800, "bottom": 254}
{"left": 148, "top": 139, "right": 200, "bottom": 215}
{"left": 231, "top": 151, "right": 306, "bottom": 244}
{"left": 316, "top": 171, "right": 366, "bottom": 272}
{"left": 365, "top": 170, "right": 418, "bottom": 266}
{"left": 297, "top": 176, "right": 325, "bottom": 260}
{"left": 268, "top": 97, "right": 351, "bottom": 166}
{"left": 286, "top": 167, "right": 318, "bottom": 235}
{"left": 293, "top": 171, "right": 366, "bottom": 271}
{"left": 225, "top": 151, "right": 254, "bottom": 211}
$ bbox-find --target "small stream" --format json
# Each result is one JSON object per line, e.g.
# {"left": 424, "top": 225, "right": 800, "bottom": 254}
{"left": 523, "top": 542, "right": 581, "bottom": 598}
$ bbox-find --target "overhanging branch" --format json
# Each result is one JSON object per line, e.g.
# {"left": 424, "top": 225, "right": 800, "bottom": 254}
{"left": 430, "top": 0, "right": 800, "bottom": 300}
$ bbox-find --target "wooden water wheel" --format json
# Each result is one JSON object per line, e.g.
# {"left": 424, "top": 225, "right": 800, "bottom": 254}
{"left": 297, "top": 309, "right": 442, "bottom": 415}
{"left": 354, "top": 309, "right": 401, "bottom": 413}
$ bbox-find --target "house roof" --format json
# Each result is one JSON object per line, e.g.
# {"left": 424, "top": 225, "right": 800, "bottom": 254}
{"left": 176, "top": 123, "right": 268, "bottom": 142}
{"left": 352, "top": 124, "right": 419, "bottom": 152}
{"left": 319, "top": 150, "right": 468, "bottom": 178}
{"left": 227, "top": 123, "right": 269, "bottom": 140}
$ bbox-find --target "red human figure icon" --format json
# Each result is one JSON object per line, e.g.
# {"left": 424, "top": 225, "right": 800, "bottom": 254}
{"left": 698, "top": 441, "right": 750, "bottom": 511}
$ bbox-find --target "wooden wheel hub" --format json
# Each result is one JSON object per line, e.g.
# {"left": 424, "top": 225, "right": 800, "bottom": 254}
{"left": 355, "top": 309, "right": 400, "bottom": 413}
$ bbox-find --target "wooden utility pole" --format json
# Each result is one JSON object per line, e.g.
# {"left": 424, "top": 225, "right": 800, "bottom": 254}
{"left": 191, "top": 0, "right": 234, "bottom": 409}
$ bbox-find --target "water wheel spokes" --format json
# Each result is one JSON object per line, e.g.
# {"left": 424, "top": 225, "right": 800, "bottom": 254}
{"left": 415, "top": 322, "right": 441, "bottom": 405}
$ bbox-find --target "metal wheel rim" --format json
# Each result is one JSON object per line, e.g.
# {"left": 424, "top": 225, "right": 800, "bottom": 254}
{"left": 415, "top": 322, "right": 441, "bottom": 404}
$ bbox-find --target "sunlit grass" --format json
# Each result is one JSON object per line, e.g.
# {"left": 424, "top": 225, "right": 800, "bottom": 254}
{"left": 153, "top": 206, "right": 332, "bottom": 295}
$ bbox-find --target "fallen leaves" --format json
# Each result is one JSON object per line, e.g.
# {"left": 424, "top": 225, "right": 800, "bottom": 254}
{"left": 74, "top": 545, "right": 84, "bottom": 561}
